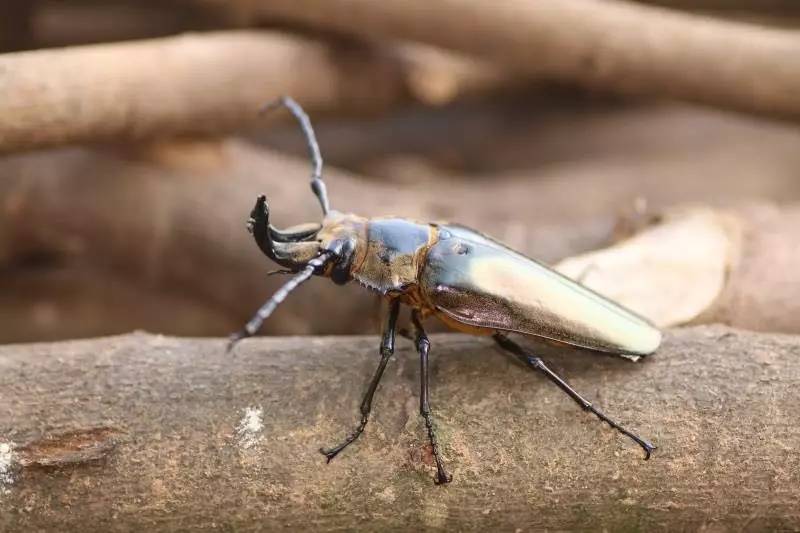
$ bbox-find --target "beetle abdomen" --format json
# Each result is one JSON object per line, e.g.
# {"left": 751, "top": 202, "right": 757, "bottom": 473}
{"left": 420, "top": 225, "right": 662, "bottom": 356}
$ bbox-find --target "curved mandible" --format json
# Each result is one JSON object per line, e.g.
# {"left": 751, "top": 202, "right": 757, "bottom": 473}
{"left": 260, "top": 96, "right": 331, "bottom": 216}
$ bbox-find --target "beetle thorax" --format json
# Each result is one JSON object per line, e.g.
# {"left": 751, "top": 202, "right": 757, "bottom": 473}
{"left": 349, "top": 217, "right": 436, "bottom": 297}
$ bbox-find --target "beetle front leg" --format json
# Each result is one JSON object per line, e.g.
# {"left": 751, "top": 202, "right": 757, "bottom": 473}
{"left": 411, "top": 312, "right": 452, "bottom": 485}
{"left": 494, "top": 333, "right": 656, "bottom": 460}
{"left": 319, "top": 300, "right": 400, "bottom": 463}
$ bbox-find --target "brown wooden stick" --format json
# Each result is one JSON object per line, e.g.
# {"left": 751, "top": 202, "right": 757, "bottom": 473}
{"left": 0, "top": 31, "right": 406, "bottom": 152}
{"left": 0, "top": 326, "right": 798, "bottom": 530}
{"left": 0, "top": 31, "right": 503, "bottom": 153}
{"left": 249, "top": 0, "right": 800, "bottom": 120}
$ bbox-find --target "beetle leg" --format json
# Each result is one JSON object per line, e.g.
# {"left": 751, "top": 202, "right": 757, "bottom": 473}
{"left": 319, "top": 300, "right": 400, "bottom": 462}
{"left": 412, "top": 312, "right": 453, "bottom": 485}
{"left": 494, "top": 334, "right": 656, "bottom": 460}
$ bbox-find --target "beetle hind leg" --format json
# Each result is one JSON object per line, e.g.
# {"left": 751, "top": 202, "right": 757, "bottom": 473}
{"left": 494, "top": 334, "right": 656, "bottom": 460}
{"left": 412, "top": 312, "right": 452, "bottom": 485}
{"left": 319, "top": 300, "right": 400, "bottom": 462}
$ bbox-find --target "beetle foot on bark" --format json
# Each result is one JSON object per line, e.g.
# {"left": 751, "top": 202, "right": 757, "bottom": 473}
{"left": 319, "top": 415, "right": 370, "bottom": 463}
{"left": 318, "top": 447, "right": 339, "bottom": 464}
{"left": 434, "top": 469, "right": 453, "bottom": 485}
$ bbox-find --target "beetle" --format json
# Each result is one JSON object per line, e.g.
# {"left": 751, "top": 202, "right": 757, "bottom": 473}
{"left": 228, "top": 96, "right": 660, "bottom": 485}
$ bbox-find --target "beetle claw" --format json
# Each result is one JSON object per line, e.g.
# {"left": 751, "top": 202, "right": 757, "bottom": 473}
{"left": 434, "top": 471, "right": 453, "bottom": 485}
{"left": 319, "top": 446, "right": 339, "bottom": 463}
{"left": 226, "top": 331, "right": 246, "bottom": 353}
{"left": 641, "top": 441, "right": 656, "bottom": 460}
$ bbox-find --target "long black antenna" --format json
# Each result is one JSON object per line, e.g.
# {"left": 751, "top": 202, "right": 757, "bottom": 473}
{"left": 227, "top": 252, "right": 332, "bottom": 352}
{"left": 260, "top": 96, "right": 331, "bottom": 216}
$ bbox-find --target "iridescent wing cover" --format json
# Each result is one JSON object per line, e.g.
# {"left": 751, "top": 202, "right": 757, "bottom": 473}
{"left": 421, "top": 225, "right": 662, "bottom": 356}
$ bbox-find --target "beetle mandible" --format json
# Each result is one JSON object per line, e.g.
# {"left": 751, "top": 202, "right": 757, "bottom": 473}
{"left": 228, "top": 96, "right": 660, "bottom": 485}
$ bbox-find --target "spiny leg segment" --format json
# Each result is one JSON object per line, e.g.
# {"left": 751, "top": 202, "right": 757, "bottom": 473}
{"left": 411, "top": 311, "right": 452, "bottom": 484}
{"left": 319, "top": 300, "right": 400, "bottom": 462}
{"left": 494, "top": 333, "right": 655, "bottom": 459}
{"left": 227, "top": 252, "right": 331, "bottom": 352}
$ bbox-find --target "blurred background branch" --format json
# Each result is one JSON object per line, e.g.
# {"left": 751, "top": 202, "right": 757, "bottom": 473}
{"left": 236, "top": 0, "right": 800, "bottom": 120}
{"left": 0, "top": 31, "right": 509, "bottom": 153}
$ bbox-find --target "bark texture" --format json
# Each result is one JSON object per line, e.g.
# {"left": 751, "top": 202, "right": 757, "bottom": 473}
{"left": 251, "top": 0, "right": 800, "bottom": 121}
{"left": 0, "top": 326, "right": 798, "bottom": 530}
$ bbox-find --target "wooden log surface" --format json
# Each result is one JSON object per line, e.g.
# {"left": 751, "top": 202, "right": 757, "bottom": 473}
{"left": 0, "top": 325, "right": 799, "bottom": 530}
{"left": 250, "top": 0, "right": 800, "bottom": 121}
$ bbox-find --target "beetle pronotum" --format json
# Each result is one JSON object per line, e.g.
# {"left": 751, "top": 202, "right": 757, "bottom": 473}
{"left": 228, "top": 97, "right": 660, "bottom": 485}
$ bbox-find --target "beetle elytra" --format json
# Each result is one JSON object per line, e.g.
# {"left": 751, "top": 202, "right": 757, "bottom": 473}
{"left": 228, "top": 97, "right": 660, "bottom": 485}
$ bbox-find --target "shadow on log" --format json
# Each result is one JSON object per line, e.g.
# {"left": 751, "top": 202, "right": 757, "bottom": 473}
{"left": 0, "top": 325, "right": 798, "bottom": 530}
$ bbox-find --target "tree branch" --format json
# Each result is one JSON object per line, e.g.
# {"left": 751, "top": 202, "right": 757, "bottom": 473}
{"left": 249, "top": 0, "right": 800, "bottom": 121}
{"left": 0, "top": 31, "right": 503, "bottom": 153}
{"left": 0, "top": 326, "right": 798, "bottom": 530}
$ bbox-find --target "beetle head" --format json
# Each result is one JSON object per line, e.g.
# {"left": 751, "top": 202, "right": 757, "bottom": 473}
{"left": 245, "top": 97, "right": 365, "bottom": 282}
{"left": 247, "top": 195, "right": 361, "bottom": 284}
{"left": 248, "top": 195, "right": 322, "bottom": 271}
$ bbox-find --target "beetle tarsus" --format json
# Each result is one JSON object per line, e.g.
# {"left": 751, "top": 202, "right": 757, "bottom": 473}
{"left": 582, "top": 402, "right": 656, "bottom": 460}
{"left": 319, "top": 301, "right": 400, "bottom": 463}
{"left": 412, "top": 311, "right": 453, "bottom": 485}
{"left": 319, "top": 416, "right": 368, "bottom": 462}
{"left": 494, "top": 334, "right": 656, "bottom": 460}
{"left": 424, "top": 412, "right": 452, "bottom": 485}
{"left": 226, "top": 328, "right": 253, "bottom": 353}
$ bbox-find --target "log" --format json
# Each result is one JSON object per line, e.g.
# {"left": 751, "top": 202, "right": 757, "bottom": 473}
{"left": 0, "top": 31, "right": 503, "bottom": 153}
{"left": 249, "top": 0, "right": 800, "bottom": 121}
{"left": 0, "top": 325, "right": 798, "bottom": 530}
{"left": 556, "top": 204, "right": 800, "bottom": 334}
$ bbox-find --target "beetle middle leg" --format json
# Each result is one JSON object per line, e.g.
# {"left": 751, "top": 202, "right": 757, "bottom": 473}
{"left": 411, "top": 311, "right": 452, "bottom": 485}
{"left": 494, "top": 333, "right": 656, "bottom": 460}
{"left": 319, "top": 300, "right": 400, "bottom": 462}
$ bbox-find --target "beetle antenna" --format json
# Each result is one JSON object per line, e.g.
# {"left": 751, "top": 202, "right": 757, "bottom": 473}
{"left": 260, "top": 96, "right": 330, "bottom": 216}
{"left": 227, "top": 252, "right": 332, "bottom": 352}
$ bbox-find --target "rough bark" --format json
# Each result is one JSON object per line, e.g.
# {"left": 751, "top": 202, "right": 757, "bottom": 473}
{"left": 248, "top": 0, "right": 800, "bottom": 121}
{"left": 0, "top": 31, "right": 503, "bottom": 153}
{"left": 0, "top": 325, "right": 798, "bottom": 530}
